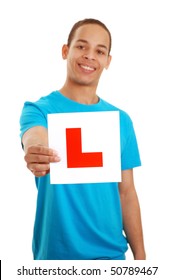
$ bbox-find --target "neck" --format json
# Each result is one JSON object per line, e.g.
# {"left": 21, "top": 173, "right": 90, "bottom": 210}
{"left": 59, "top": 82, "right": 99, "bottom": 105}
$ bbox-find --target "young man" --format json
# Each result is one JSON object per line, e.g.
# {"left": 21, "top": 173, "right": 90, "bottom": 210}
{"left": 20, "top": 18, "right": 146, "bottom": 260}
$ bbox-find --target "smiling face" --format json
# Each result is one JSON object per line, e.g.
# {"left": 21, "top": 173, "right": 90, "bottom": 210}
{"left": 62, "top": 24, "right": 112, "bottom": 89}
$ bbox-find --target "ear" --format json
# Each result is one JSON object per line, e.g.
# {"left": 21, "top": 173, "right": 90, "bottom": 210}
{"left": 105, "top": 55, "right": 112, "bottom": 70}
{"left": 62, "top": 44, "right": 69, "bottom": 60}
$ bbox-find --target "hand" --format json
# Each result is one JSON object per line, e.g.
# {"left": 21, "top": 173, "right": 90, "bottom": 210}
{"left": 24, "top": 144, "right": 61, "bottom": 177}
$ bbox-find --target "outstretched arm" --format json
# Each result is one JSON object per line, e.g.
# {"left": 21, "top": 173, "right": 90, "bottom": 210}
{"left": 118, "top": 169, "right": 146, "bottom": 260}
{"left": 22, "top": 126, "right": 60, "bottom": 177}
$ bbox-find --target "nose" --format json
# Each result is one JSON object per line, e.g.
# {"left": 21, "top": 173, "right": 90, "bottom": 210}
{"left": 83, "top": 51, "right": 95, "bottom": 61}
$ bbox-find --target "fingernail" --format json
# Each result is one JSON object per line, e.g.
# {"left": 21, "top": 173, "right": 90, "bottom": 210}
{"left": 55, "top": 156, "right": 61, "bottom": 161}
{"left": 53, "top": 150, "right": 59, "bottom": 156}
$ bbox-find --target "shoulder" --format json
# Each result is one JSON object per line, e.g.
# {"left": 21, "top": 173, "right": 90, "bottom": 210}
{"left": 22, "top": 91, "right": 60, "bottom": 114}
{"left": 25, "top": 90, "right": 59, "bottom": 106}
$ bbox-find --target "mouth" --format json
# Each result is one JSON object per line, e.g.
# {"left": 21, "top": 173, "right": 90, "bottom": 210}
{"left": 79, "top": 64, "right": 96, "bottom": 72}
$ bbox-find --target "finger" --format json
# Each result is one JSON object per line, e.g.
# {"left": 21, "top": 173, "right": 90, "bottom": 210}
{"left": 31, "top": 170, "right": 49, "bottom": 177}
{"left": 27, "top": 145, "right": 58, "bottom": 156}
{"left": 28, "top": 163, "right": 50, "bottom": 173}
{"left": 24, "top": 153, "right": 60, "bottom": 164}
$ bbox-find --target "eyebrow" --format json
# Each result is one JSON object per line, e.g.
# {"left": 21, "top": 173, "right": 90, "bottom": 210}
{"left": 76, "top": 39, "right": 108, "bottom": 50}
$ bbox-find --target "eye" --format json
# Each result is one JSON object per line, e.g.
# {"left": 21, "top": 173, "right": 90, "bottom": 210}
{"left": 77, "top": 45, "right": 85, "bottom": 50}
{"left": 97, "top": 50, "right": 105, "bottom": 55}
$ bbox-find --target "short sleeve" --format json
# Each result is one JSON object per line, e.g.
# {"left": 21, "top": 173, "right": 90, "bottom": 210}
{"left": 120, "top": 113, "right": 141, "bottom": 170}
{"left": 19, "top": 101, "right": 47, "bottom": 139}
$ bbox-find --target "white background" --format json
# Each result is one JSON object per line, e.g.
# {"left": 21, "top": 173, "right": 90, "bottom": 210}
{"left": 0, "top": 0, "right": 173, "bottom": 275}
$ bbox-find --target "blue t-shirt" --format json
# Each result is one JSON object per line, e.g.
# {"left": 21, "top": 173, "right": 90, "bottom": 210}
{"left": 20, "top": 91, "right": 141, "bottom": 260}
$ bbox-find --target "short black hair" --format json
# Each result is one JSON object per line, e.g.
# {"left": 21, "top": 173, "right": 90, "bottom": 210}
{"left": 67, "top": 18, "right": 112, "bottom": 54}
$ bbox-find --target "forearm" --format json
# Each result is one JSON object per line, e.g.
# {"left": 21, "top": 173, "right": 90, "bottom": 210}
{"left": 120, "top": 189, "right": 146, "bottom": 260}
{"left": 22, "top": 126, "right": 48, "bottom": 152}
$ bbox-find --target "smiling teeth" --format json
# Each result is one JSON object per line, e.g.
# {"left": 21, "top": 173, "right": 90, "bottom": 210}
{"left": 81, "top": 65, "right": 94, "bottom": 70}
